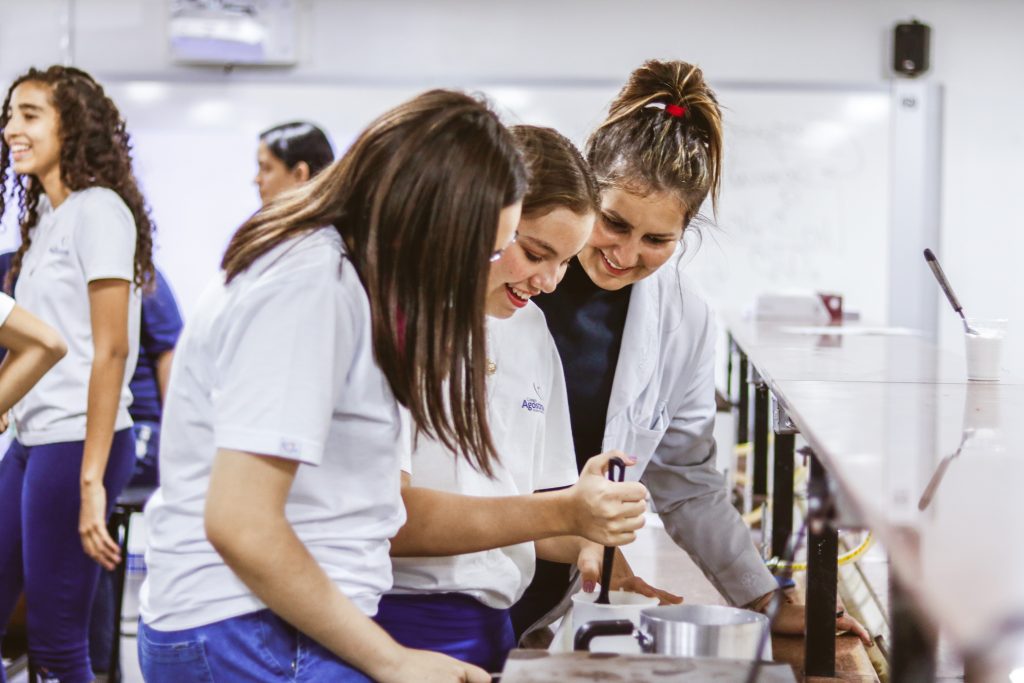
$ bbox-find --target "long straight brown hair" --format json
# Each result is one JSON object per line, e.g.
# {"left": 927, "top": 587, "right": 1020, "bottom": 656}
{"left": 222, "top": 90, "right": 526, "bottom": 476}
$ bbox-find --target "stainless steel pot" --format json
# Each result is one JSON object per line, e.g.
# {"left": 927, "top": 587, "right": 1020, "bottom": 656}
{"left": 573, "top": 604, "right": 771, "bottom": 660}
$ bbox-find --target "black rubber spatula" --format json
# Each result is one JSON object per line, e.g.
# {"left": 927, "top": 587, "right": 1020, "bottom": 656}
{"left": 596, "top": 456, "right": 627, "bottom": 604}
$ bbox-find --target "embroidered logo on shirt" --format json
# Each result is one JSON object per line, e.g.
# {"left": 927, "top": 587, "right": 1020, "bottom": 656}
{"left": 48, "top": 235, "right": 70, "bottom": 256}
{"left": 280, "top": 439, "right": 300, "bottom": 456}
{"left": 521, "top": 382, "right": 546, "bottom": 413}
{"left": 521, "top": 398, "right": 545, "bottom": 414}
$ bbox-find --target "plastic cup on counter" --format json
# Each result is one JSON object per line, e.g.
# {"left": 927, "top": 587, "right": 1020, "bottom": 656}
{"left": 964, "top": 318, "right": 1008, "bottom": 381}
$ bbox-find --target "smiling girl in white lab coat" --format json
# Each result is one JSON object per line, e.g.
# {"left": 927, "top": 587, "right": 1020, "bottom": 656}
{"left": 138, "top": 90, "right": 527, "bottom": 683}
{"left": 378, "top": 126, "right": 662, "bottom": 672}
{"left": 513, "top": 60, "right": 871, "bottom": 646}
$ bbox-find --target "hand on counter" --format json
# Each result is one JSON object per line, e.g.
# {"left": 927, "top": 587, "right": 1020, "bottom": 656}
{"left": 753, "top": 590, "right": 873, "bottom": 646}
{"left": 577, "top": 543, "right": 683, "bottom": 606}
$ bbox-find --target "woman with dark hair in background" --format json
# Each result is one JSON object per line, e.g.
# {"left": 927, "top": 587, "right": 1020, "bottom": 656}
{"left": 512, "top": 60, "right": 872, "bottom": 646}
{"left": 138, "top": 90, "right": 525, "bottom": 682}
{"left": 0, "top": 65, "right": 155, "bottom": 682}
{"left": 254, "top": 120, "right": 334, "bottom": 206}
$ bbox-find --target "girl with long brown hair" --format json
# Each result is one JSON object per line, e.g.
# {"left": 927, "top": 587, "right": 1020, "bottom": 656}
{"left": 0, "top": 65, "right": 154, "bottom": 682}
{"left": 512, "top": 60, "right": 872, "bottom": 646}
{"left": 378, "top": 125, "right": 668, "bottom": 672}
{"left": 137, "top": 90, "right": 524, "bottom": 682}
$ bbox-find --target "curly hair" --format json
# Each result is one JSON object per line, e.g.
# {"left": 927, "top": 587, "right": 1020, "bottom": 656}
{"left": 0, "top": 65, "right": 154, "bottom": 292}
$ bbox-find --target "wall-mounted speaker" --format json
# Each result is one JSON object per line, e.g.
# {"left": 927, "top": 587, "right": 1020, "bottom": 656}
{"left": 893, "top": 20, "right": 931, "bottom": 77}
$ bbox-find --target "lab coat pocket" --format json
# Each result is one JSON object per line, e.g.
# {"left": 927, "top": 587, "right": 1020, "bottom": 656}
{"left": 648, "top": 401, "right": 669, "bottom": 431}
{"left": 621, "top": 423, "right": 665, "bottom": 481}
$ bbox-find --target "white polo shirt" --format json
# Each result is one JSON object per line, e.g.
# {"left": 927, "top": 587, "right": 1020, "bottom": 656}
{"left": 0, "top": 292, "right": 14, "bottom": 326}
{"left": 389, "top": 302, "right": 578, "bottom": 609}
{"left": 12, "top": 188, "right": 140, "bottom": 446}
{"left": 140, "top": 227, "right": 407, "bottom": 631}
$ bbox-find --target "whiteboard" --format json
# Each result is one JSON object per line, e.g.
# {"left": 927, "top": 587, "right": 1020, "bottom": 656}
{"left": 0, "top": 81, "right": 891, "bottom": 324}
{"left": 688, "top": 85, "right": 891, "bottom": 322}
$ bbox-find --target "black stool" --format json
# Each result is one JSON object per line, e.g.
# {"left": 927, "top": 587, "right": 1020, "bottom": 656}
{"left": 105, "top": 487, "right": 154, "bottom": 683}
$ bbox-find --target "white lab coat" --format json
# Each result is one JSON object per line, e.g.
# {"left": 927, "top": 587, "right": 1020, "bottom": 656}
{"left": 604, "top": 252, "right": 777, "bottom": 606}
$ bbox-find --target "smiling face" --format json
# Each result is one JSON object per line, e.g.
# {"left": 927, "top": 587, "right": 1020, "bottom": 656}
{"left": 3, "top": 81, "right": 62, "bottom": 185}
{"left": 485, "top": 206, "right": 596, "bottom": 318}
{"left": 578, "top": 187, "right": 687, "bottom": 291}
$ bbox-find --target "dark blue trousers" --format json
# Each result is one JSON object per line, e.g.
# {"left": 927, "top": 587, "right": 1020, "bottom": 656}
{"left": 89, "top": 420, "right": 161, "bottom": 674}
{"left": 375, "top": 592, "right": 515, "bottom": 674}
{"left": 0, "top": 430, "right": 135, "bottom": 683}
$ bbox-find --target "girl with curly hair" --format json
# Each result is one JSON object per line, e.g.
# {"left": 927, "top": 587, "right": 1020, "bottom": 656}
{"left": 0, "top": 65, "right": 154, "bottom": 682}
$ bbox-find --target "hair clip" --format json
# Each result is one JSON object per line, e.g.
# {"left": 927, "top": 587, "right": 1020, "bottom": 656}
{"left": 644, "top": 102, "right": 687, "bottom": 118}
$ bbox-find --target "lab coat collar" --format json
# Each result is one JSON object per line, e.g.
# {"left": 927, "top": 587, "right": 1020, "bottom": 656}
{"left": 605, "top": 272, "right": 660, "bottom": 426}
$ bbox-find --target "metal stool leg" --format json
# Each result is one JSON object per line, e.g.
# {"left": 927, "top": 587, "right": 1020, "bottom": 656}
{"left": 737, "top": 352, "right": 749, "bottom": 445}
{"left": 726, "top": 334, "right": 734, "bottom": 400}
{"left": 107, "top": 507, "right": 131, "bottom": 683}
{"left": 752, "top": 376, "right": 769, "bottom": 504}
{"left": 770, "top": 398, "right": 798, "bottom": 561}
{"left": 771, "top": 432, "right": 795, "bottom": 559}
{"left": 805, "top": 450, "right": 838, "bottom": 678}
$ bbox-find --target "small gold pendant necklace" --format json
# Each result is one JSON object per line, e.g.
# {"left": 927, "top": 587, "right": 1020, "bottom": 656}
{"left": 485, "top": 327, "right": 497, "bottom": 376}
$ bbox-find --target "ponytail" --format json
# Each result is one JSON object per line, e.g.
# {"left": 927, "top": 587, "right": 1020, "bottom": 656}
{"left": 587, "top": 59, "right": 724, "bottom": 224}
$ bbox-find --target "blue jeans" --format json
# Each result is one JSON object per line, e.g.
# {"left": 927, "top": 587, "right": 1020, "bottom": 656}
{"left": 0, "top": 431, "right": 136, "bottom": 683}
{"left": 138, "top": 610, "right": 373, "bottom": 682}
{"left": 375, "top": 593, "right": 515, "bottom": 673}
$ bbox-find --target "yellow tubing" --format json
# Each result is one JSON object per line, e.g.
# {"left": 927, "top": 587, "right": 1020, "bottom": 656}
{"left": 738, "top": 459, "right": 871, "bottom": 573}
{"left": 766, "top": 532, "right": 874, "bottom": 572}
{"left": 742, "top": 507, "right": 763, "bottom": 526}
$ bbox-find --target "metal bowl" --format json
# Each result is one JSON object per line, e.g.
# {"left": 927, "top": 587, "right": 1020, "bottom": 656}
{"left": 574, "top": 603, "right": 771, "bottom": 661}
{"left": 637, "top": 604, "right": 771, "bottom": 659}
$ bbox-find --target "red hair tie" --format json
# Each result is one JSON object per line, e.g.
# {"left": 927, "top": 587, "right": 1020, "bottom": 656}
{"left": 665, "top": 103, "right": 687, "bottom": 118}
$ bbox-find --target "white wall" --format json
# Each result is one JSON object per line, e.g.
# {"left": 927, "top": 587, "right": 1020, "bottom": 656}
{"left": 1, "top": 0, "right": 1021, "bottom": 374}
